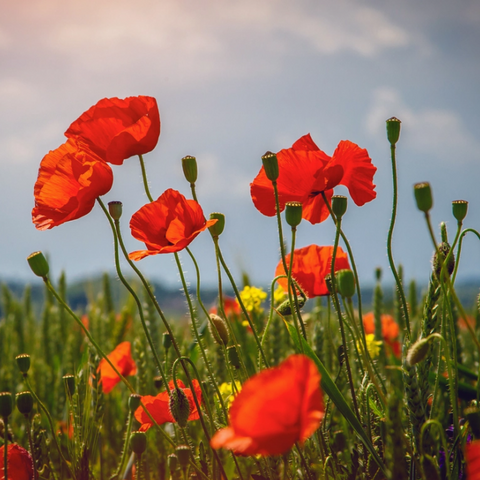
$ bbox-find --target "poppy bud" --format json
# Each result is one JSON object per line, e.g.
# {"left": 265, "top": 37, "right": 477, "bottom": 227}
{"left": 175, "top": 445, "right": 190, "bottom": 471}
{"left": 285, "top": 202, "right": 302, "bottom": 228}
{"left": 332, "top": 195, "right": 347, "bottom": 219}
{"left": 128, "top": 394, "right": 142, "bottom": 413}
{"left": 169, "top": 386, "right": 191, "bottom": 428}
{"left": 130, "top": 431, "right": 147, "bottom": 455}
{"left": 452, "top": 200, "right": 468, "bottom": 222}
{"left": 227, "top": 345, "right": 241, "bottom": 369}
{"left": 63, "top": 374, "right": 75, "bottom": 397}
{"left": 465, "top": 406, "right": 480, "bottom": 439}
{"left": 386, "top": 117, "right": 401, "bottom": 145}
{"left": 209, "top": 212, "right": 225, "bottom": 237}
{"left": 15, "top": 354, "right": 31, "bottom": 374}
{"left": 153, "top": 376, "right": 163, "bottom": 390}
{"left": 414, "top": 182, "right": 433, "bottom": 213}
{"left": 27, "top": 251, "right": 49, "bottom": 278}
{"left": 276, "top": 295, "right": 306, "bottom": 316}
{"left": 108, "top": 201, "right": 123, "bottom": 220}
{"left": 182, "top": 155, "right": 198, "bottom": 184}
{"left": 209, "top": 314, "right": 229, "bottom": 346}
{"left": 163, "top": 332, "right": 172, "bottom": 350}
{"left": 168, "top": 454, "right": 178, "bottom": 475}
{"left": 261, "top": 151, "right": 279, "bottom": 182}
{"left": 0, "top": 392, "right": 13, "bottom": 418}
{"left": 406, "top": 337, "right": 431, "bottom": 366}
{"left": 16, "top": 391, "right": 34, "bottom": 416}
{"left": 335, "top": 269, "right": 355, "bottom": 298}
{"left": 433, "top": 242, "right": 454, "bottom": 278}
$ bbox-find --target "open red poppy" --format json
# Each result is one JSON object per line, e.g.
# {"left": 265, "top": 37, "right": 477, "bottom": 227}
{"left": 0, "top": 444, "right": 34, "bottom": 480}
{"left": 275, "top": 245, "right": 351, "bottom": 298}
{"left": 98, "top": 341, "right": 137, "bottom": 394}
{"left": 466, "top": 439, "right": 480, "bottom": 480}
{"left": 134, "top": 379, "right": 202, "bottom": 431}
{"left": 129, "top": 189, "right": 217, "bottom": 260}
{"left": 65, "top": 96, "right": 160, "bottom": 166}
{"left": 32, "top": 139, "right": 113, "bottom": 230}
{"left": 251, "top": 134, "right": 376, "bottom": 224}
{"left": 211, "top": 354, "right": 324, "bottom": 456}
{"left": 363, "top": 313, "right": 401, "bottom": 357}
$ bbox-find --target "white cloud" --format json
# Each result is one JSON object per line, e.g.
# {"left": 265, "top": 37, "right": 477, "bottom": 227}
{"left": 365, "top": 87, "right": 480, "bottom": 163}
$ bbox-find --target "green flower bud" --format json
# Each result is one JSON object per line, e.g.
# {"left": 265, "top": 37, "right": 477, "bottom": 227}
{"left": 386, "top": 117, "right": 401, "bottom": 145}
{"left": 27, "top": 251, "right": 49, "bottom": 278}
{"left": 414, "top": 182, "right": 433, "bottom": 213}
{"left": 108, "top": 201, "right": 123, "bottom": 220}
{"left": 153, "top": 376, "right": 163, "bottom": 390}
{"left": 63, "top": 374, "right": 75, "bottom": 397}
{"left": 182, "top": 155, "right": 198, "bottom": 184}
{"left": 227, "top": 345, "right": 241, "bottom": 369}
{"left": 332, "top": 195, "right": 347, "bottom": 219}
{"left": 162, "top": 332, "right": 172, "bottom": 350}
{"left": 169, "top": 386, "right": 191, "bottom": 428}
{"left": 128, "top": 394, "right": 142, "bottom": 413}
{"left": 276, "top": 295, "right": 306, "bottom": 316}
{"left": 209, "top": 314, "right": 229, "bottom": 346}
{"left": 335, "top": 269, "right": 355, "bottom": 298}
{"left": 0, "top": 392, "right": 13, "bottom": 418}
{"left": 130, "top": 431, "right": 147, "bottom": 455}
{"left": 16, "top": 354, "right": 31, "bottom": 374}
{"left": 209, "top": 212, "right": 225, "bottom": 237}
{"left": 261, "top": 151, "right": 279, "bottom": 182}
{"left": 16, "top": 391, "right": 34, "bottom": 416}
{"left": 285, "top": 202, "right": 303, "bottom": 228}
{"left": 175, "top": 445, "right": 190, "bottom": 471}
{"left": 452, "top": 200, "right": 468, "bottom": 222}
{"left": 406, "top": 338, "right": 431, "bottom": 366}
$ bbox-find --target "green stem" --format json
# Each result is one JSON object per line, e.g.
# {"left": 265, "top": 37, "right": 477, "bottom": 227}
{"left": 452, "top": 228, "right": 480, "bottom": 283}
{"left": 138, "top": 154, "right": 154, "bottom": 203}
{"left": 272, "top": 181, "right": 288, "bottom": 273}
{"left": 3, "top": 417, "right": 7, "bottom": 480}
{"left": 116, "top": 412, "right": 133, "bottom": 479}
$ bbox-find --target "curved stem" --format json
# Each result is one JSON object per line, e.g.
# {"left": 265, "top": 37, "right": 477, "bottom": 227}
{"left": 138, "top": 155, "right": 154, "bottom": 203}
{"left": 420, "top": 419, "right": 450, "bottom": 475}
{"left": 452, "top": 228, "right": 480, "bottom": 283}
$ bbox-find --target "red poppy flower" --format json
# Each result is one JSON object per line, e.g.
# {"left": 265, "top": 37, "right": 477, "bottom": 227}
{"left": 274, "top": 245, "right": 351, "bottom": 298}
{"left": 211, "top": 354, "right": 324, "bottom": 456}
{"left": 363, "top": 313, "right": 401, "bottom": 357}
{"left": 134, "top": 379, "right": 202, "bottom": 431}
{"left": 466, "top": 440, "right": 480, "bottom": 480}
{"left": 129, "top": 189, "right": 217, "bottom": 260}
{"left": 0, "top": 444, "right": 34, "bottom": 480}
{"left": 32, "top": 139, "right": 113, "bottom": 230}
{"left": 251, "top": 134, "right": 376, "bottom": 224}
{"left": 98, "top": 341, "right": 137, "bottom": 394}
{"left": 65, "top": 96, "right": 160, "bottom": 166}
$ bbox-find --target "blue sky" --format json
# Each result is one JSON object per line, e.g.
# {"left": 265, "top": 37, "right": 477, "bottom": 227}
{"left": 1, "top": 0, "right": 480, "bottom": 290}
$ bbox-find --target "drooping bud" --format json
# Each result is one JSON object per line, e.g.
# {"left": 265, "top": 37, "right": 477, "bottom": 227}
{"left": 332, "top": 195, "right": 347, "bottom": 219}
{"left": 336, "top": 269, "right": 356, "bottom": 298}
{"left": 209, "top": 314, "right": 229, "bottom": 346}
{"left": 108, "top": 201, "right": 123, "bottom": 220}
{"left": 16, "top": 354, "right": 31, "bottom": 374}
{"left": 433, "top": 242, "right": 455, "bottom": 278}
{"left": 16, "top": 391, "right": 34, "bottom": 416}
{"left": 163, "top": 332, "right": 172, "bottom": 351}
{"left": 0, "top": 392, "right": 13, "bottom": 418}
{"left": 276, "top": 295, "right": 306, "bottom": 316}
{"left": 130, "top": 431, "right": 147, "bottom": 455}
{"left": 227, "top": 345, "right": 241, "bottom": 369}
{"left": 386, "top": 117, "right": 401, "bottom": 145}
{"left": 27, "top": 251, "right": 49, "bottom": 278}
{"left": 209, "top": 212, "right": 225, "bottom": 237}
{"left": 169, "top": 385, "right": 191, "bottom": 428}
{"left": 414, "top": 182, "right": 433, "bottom": 213}
{"left": 261, "top": 151, "right": 279, "bottom": 182}
{"left": 128, "top": 394, "right": 142, "bottom": 413}
{"left": 452, "top": 200, "right": 468, "bottom": 222}
{"left": 63, "top": 374, "right": 75, "bottom": 397}
{"left": 285, "top": 202, "right": 302, "bottom": 228}
{"left": 182, "top": 155, "right": 198, "bottom": 184}
{"left": 406, "top": 337, "right": 431, "bottom": 366}
{"left": 176, "top": 445, "right": 190, "bottom": 471}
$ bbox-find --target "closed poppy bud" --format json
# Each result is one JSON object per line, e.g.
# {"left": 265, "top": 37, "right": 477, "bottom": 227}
{"left": 452, "top": 200, "right": 468, "bottom": 222}
{"left": 169, "top": 386, "right": 191, "bottom": 428}
{"left": 168, "top": 454, "right": 178, "bottom": 475}
{"left": 27, "top": 251, "right": 49, "bottom": 278}
{"left": 209, "top": 212, "right": 225, "bottom": 237}
{"left": 0, "top": 392, "right": 13, "bottom": 418}
{"left": 386, "top": 117, "right": 401, "bottom": 145}
{"left": 227, "top": 345, "right": 241, "bottom": 369}
{"left": 175, "top": 445, "right": 190, "bottom": 471}
{"left": 15, "top": 354, "right": 31, "bottom": 374}
{"left": 63, "top": 374, "right": 75, "bottom": 397}
{"left": 130, "top": 431, "right": 147, "bottom": 455}
{"left": 285, "top": 202, "right": 303, "bottom": 227}
{"left": 406, "top": 338, "right": 431, "bottom": 366}
{"left": 16, "top": 392, "right": 34, "bottom": 416}
{"left": 336, "top": 269, "right": 355, "bottom": 298}
{"left": 182, "top": 155, "right": 198, "bottom": 184}
{"left": 163, "top": 332, "right": 172, "bottom": 351}
{"left": 332, "top": 195, "right": 347, "bottom": 219}
{"left": 129, "top": 394, "right": 142, "bottom": 413}
{"left": 209, "top": 314, "right": 229, "bottom": 346}
{"left": 414, "top": 182, "right": 433, "bottom": 213}
{"left": 277, "top": 295, "right": 306, "bottom": 316}
{"left": 261, "top": 151, "right": 279, "bottom": 182}
{"left": 108, "top": 201, "right": 123, "bottom": 220}
{"left": 465, "top": 406, "right": 480, "bottom": 439}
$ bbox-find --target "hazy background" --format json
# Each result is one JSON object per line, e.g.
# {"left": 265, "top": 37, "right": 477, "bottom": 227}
{"left": 1, "top": 0, "right": 480, "bottom": 291}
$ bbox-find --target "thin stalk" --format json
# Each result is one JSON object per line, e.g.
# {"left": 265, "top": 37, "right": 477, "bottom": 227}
{"left": 138, "top": 154, "right": 154, "bottom": 203}
{"left": 3, "top": 417, "right": 8, "bottom": 480}
{"left": 26, "top": 417, "right": 38, "bottom": 480}
{"left": 272, "top": 181, "right": 288, "bottom": 273}
{"left": 115, "top": 412, "right": 133, "bottom": 479}
{"left": 452, "top": 228, "right": 480, "bottom": 283}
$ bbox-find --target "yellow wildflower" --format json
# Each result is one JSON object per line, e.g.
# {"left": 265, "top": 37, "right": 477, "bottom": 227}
{"left": 273, "top": 284, "right": 287, "bottom": 304}
{"left": 361, "top": 334, "right": 383, "bottom": 359}
{"left": 219, "top": 381, "right": 242, "bottom": 408}
{"left": 239, "top": 286, "right": 267, "bottom": 313}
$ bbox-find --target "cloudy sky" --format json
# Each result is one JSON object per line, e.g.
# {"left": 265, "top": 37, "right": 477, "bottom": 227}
{"left": 1, "top": 0, "right": 480, "bottom": 292}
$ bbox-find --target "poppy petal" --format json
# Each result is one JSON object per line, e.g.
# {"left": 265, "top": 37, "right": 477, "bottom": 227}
{"left": 98, "top": 341, "right": 137, "bottom": 394}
